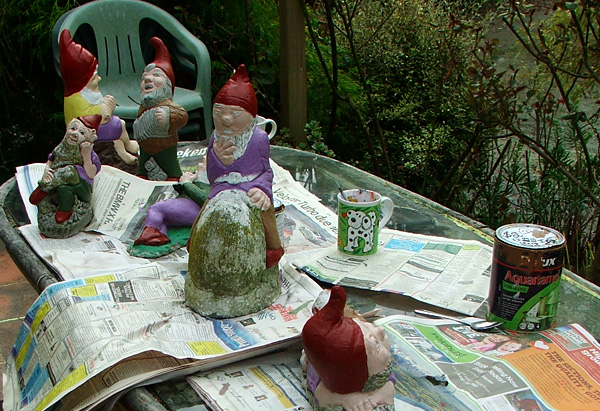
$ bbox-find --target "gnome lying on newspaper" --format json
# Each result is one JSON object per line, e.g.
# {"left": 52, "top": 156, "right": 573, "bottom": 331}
{"left": 301, "top": 286, "right": 396, "bottom": 410}
{"left": 29, "top": 115, "right": 102, "bottom": 238}
{"left": 184, "top": 64, "right": 283, "bottom": 318}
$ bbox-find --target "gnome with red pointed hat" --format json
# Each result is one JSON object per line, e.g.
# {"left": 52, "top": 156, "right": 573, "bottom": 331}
{"left": 203, "top": 64, "right": 283, "bottom": 268}
{"left": 29, "top": 115, "right": 103, "bottom": 226}
{"left": 59, "top": 29, "right": 139, "bottom": 172}
{"left": 301, "top": 286, "right": 396, "bottom": 410}
{"left": 134, "top": 37, "right": 187, "bottom": 181}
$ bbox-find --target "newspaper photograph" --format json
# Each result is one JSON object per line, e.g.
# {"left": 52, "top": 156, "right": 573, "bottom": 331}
{"left": 2, "top": 262, "right": 322, "bottom": 411}
{"left": 289, "top": 230, "right": 493, "bottom": 315}
{"left": 377, "top": 315, "right": 600, "bottom": 411}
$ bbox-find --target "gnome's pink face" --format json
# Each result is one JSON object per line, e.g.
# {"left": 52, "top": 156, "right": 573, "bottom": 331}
{"left": 213, "top": 103, "right": 254, "bottom": 138}
{"left": 355, "top": 320, "right": 392, "bottom": 376}
{"left": 141, "top": 67, "right": 169, "bottom": 95}
{"left": 65, "top": 118, "right": 96, "bottom": 146}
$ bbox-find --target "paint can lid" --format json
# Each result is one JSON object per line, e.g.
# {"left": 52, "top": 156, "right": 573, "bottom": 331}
{"left": 496, "top": 223, "right": 565, "bottom": 249}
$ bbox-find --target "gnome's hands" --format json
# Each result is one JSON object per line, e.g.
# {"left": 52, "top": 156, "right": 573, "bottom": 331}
{"left": 155, "top": 107, "right": 170, "bottom": 130}
{"left": 213, "top": 138, "right": 236, "bottom": 165}
{"left": 248, "top": 187, "right": 271, "bottom": 211}
{"left": 101, "top": 95, "right": 116, "bottom": 124}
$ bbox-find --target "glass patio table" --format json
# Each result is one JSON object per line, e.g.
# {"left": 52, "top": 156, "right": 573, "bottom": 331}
{"left": 1, "top": 144, "right": 599, "bottom": 409}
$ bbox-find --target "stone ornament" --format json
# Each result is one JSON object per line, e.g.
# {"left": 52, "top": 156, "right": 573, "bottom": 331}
{"left": 60, "top": 29, "right": 139, "bottom": 173}
{"left": 301, "top": 286, "right": 396, "bottom": 410}
{"left": 134, "top": 37, "right": 187, "bottom": 181}
{"left": 29, "top": 115, "right": 102, "bottom": 238}
{"left": 185, "top": 64, "right": 283, "bottom": 318}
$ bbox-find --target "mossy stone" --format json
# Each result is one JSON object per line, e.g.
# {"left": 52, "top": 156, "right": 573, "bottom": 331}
{"left": 185, "top": 190, "right": 281, "bottom": 318}
{"left": 36, "top": 195, "right": 93, "bottom": 238}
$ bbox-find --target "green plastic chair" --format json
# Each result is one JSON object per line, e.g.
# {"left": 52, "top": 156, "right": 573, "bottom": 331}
{"left": 52, "top": 0, "right": 212, "bottom": 139}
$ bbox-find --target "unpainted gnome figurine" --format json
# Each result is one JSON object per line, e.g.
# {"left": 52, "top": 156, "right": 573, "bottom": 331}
{"left": 29, "top": 115, "right": 102, "bottom": 238}
{"left": 302, "top": 286, "right": 396, "bottom": 411}
{"left": 185, "top": 64, "right": 284, "bottom": 318}
{"left": 134, "top": 37, "right": 187, "bottom": 181}
{"left": 59, "top": 29, "right": 139, "bottom": 173}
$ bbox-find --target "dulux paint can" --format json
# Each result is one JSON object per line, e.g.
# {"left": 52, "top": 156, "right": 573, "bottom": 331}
{"left": 487, "top": 223, "right": 565, "bottom": 331}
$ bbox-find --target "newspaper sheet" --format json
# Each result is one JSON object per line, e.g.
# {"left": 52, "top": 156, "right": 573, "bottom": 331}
{"left": 187, "top": 349, "right": 419, "bottom": 411}
{"left": 2, "top": 261, "right": 322, "bottom": 411}
{"left": 187, "top": 317, "right": 600, "bottom": 411}
{"left": 376, "top": 315, "right": 600, "bottom": 410}
{"left": 289, "top": 230, "right": 492, "bottom": 315}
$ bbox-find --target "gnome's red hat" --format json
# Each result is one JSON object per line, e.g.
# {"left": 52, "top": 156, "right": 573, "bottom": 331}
{"left": 301, "top": 286, "right": 369, "bottom": 394}
{"left": 79, "top": 114, "right": 102, "bottom": 131}
{"left": 213, "top": 64, "right": 258, "bottom": 117}
{"left": 148, "top": 37, "right": 175, "bottom": 93}
{"left": 59, "top": 29, "right": 98, "bottom": 97}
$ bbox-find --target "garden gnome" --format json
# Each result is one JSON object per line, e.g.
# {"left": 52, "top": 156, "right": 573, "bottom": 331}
{"left": 60, "top": 29, "right": 139, "bottom": 173}
{"left": 302, "top": 286, "right": 396, "bottom": 410}
{"left": 134, "top": 37, "right": 187, "bottom": 181}
{"left": 131, "top": 161, "right": 210, "bottom": 257}
{"left": 184, "top": 65, "right": 283, "bottom": 318}
{"left": 29, "top": 115, "right": 102, "bottom": 238}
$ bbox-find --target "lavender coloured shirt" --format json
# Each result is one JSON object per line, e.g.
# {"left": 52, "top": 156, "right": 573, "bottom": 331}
{"left": 206, "top": 128, "right": 273, "bottom": 201}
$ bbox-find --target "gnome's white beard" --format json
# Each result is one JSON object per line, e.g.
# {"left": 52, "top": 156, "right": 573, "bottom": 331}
{"left": 214, "top": 118, "right": 257, "bottom": 160}
{"left": 140, "top": 85, "right": 173, "bottom": 108}
{"left": 80, "top": 87, "right": 104, "bottom": 105}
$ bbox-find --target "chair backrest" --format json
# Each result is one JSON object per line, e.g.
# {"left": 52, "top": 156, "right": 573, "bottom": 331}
{"left": 52, "top": 0, "right": 212, "bottom": 139}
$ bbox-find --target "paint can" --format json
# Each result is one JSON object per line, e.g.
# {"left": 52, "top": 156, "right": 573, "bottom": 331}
{"left": 487, "top": 223, "right": 565, "bottom": 331}
{"left": 273, "top": 198, "right": 285, "bottom": 245}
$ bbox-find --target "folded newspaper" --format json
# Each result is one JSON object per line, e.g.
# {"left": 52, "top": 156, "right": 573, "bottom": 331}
{"left": 2, "top": 261, "right": 322, "bottom": 411}
{"left": 187, "top": 315, "right": 600, "bottom": 411}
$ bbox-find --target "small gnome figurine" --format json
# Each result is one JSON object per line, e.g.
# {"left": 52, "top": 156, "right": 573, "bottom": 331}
{"left": 60, "top": 29, "right": 139, "bottom": 173}
{"left": 301, "top": 286, "right": 396, "bottom": 410}
{"left": 134, "top": 37, "right": 187, "bottom": 181}
{"left": 29, "top": 115, "right": 102, "bottom": 238}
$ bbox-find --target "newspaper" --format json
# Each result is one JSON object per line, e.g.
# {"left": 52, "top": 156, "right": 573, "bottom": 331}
{"left": 376, "top": 315, "right": 600, "bottom": 411}
{"left": 187, "top": 316, "right": 600, "bottom": 411}
{"left": 2, "top": 261, "right": 322, "bottom": 411}
{"left": 187, "top": 349, "right": 419, "bottom": 411}
{"left": 289, "top": 230, "right": 492, "bottom": 316}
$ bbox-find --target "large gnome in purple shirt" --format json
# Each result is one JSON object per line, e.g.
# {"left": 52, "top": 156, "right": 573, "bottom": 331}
{"left": 184, "top": 65, "right": 283, "bottom": 318}
{"left": 205, "top": 64, "right": 283, "bottom": 269}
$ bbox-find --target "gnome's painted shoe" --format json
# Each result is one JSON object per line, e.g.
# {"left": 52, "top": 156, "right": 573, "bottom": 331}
{"left": 134, "top": 226, "right": 171, "bottom": 246}
{"left": 266, "top": 246, "right": 284, "bottom": 269}
{"left": 55, "top": 209, "right": 74, "bottom": 224}
{"left": 29, "top": 187, "right": 48, "bottom": 205}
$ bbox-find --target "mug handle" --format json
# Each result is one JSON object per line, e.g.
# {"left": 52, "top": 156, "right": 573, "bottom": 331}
{"left": 265, "top": 119, "right": 277, "bottom": 140}
{"left": 379, "top": 196, "right": 394, "bottom": 228}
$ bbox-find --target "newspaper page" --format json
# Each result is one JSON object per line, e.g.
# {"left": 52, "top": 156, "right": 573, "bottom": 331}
{"left": 15, "top": 163, "right": 179, "bottom": 243}
{"left": 187, "top": 348, "right": 423, "bottom": 411}
{"left": 289, "top": 230, "right": 492, "bottom": 315}
{"left": 17, "top": 224, "right": 188, "bottom": 281}
{"left": 375, "top": 315, "right": 600, "bottom": 411}
{"left": 2, "top": 262, "right": 322, "bottom": 411}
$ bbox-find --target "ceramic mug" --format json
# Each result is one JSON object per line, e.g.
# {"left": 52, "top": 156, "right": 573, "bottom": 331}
{"left": 256, "top": 115, "right": 277, "bottom": 140}
{"left": 337, "top": 189, "right": 393, "bottom": 256}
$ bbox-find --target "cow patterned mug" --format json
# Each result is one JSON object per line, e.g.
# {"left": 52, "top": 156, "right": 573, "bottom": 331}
{"left": 337, "top": 189, "right": 394, "bottom": 256}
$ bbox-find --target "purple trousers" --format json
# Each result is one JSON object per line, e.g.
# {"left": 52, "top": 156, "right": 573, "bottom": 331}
{"left": 145, "top": 197, "right": 201, "bottom": 234}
